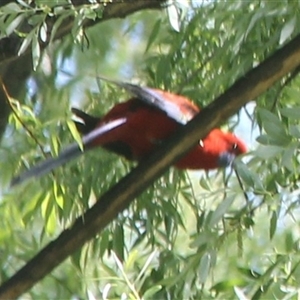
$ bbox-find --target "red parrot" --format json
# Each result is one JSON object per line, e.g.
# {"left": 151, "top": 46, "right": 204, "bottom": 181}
{"left": 11, "top": 78, "right": 247, "bottom": 186}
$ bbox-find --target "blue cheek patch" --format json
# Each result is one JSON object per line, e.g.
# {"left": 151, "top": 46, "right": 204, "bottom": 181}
{"left": 218, "top": 152, "right": 236, "bottom": 167}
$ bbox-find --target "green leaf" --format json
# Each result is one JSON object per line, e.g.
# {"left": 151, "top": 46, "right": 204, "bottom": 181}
{"left": 41, "top": 192, "right": 51, "bottom": 220}
{"left": 269, "top": 211, "right": 277, "bottom": 240}
{"left": 284, "top": 86, "right": 300, "bottom": 101}
{"left": 280, "top": 106, "right": 300, "bottom": 119}
{"left": 208, "top": 195, "right": 235, "bottom": 227}
{"left": 279, "top": 16, "right": 296, "bottom": 45}
{"left": 67, "top": 120, "right": 83, "bottom": 151}
{"left": 199, "top": 176, "right": 211, "bottom": 190}
{"left": 50, "top": 133, "right": 59, "bottom": 156}
{"left": 167, "top": 3, "right": 181, "bottom": 32}
{"left": 257, "top": 109, "right": 290, "bottom": 145}
{"left": 198, "top": 252, "right": 211, "bottom": 283}
{"left": 82, "top": 6, "right": 97, "bottom": 20}
{"left": 1, "top": 2, "right": 22, "bottom": 13}
{"left": 143, "top": 285, "right": 162, "bottom": 300}
{"left": 254, "top": 145, "right": 282, "bottom": 159}
{"left": 53, "top": 181, "right": 64, "bottom": 209}
{"left": 49, "top": 11, "right": 74, "bottom": 44}
{"left": 211, "top": 279, "right": 246, "bottom": 293}
{"left": 113, "top": 223, "right": 124, "bottom": 262}
{"left": 243, "top": 216, "right": 255, "bottom": 229}
{"left": 32, "top": 34, "right": 41, "bottom": 71}
{"left": 189, "top": 231, "right": 215, "bottom": 248}
{"left": 256, "top": 134, "right": 290, "bottom": 147}
{"left": 70, "top": 249, "right": 82, "bottom": 271}
{"left": 258, "top": 108, "right": 282, "bottom": 126}
{"left": 18, "top": 30, "right": 34, "bottom": 56}
{"left": 282, "top": 144, "right": 296, "bottom": 171}
{"left": 45, "top": 206, "right": 57, "bottom": 236}
{"left": 41, "top": 192, "right": 57, "bottom": 235}
{"left": 39, "top": 22, "right": 48, "bottom": 43}
{"left": 289, "top": 125, "right": 300, "bottom": 138}
{"left": 245, "top": 10, "right": 263, "bottom": 38}
{"left": 263, "top": 121, "right": 288, "bottom": 144}
{"left": 236, "top": 162, "right": 265, "bottom": 192}
{"left": 99, "top": 230, "right": 109, "bottom": 258}
{"left": 22, "top": 191, "right": 42, "bottom": 225}
{"left": 234, "top": 161, "right": 255, "bottom": 188}
{"left": 285, "top": 232, "right": 294, "bottom": 252}
{"left": 5, "top": 14, "right": 24, "bottom": 36}
{"left": 125, "top": 249, "right": 138, "bottom": 270}
{"left": 15, "top": 0, "right": 30, "bottom": 9}
{"left": 28, "top": 14, "right": 45, "bottom": 26}
{"left": 145, "top": 19, "right": 161, "bottom": 53}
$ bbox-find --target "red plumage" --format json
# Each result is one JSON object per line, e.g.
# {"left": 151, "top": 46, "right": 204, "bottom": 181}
{"left": 11, "top": 80, "right": 247, "bottom": 187}
{"left": 74, "top": 89, "right": 246, "bottom": 170}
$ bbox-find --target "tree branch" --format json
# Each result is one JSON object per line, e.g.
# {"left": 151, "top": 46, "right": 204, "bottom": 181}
{"left": 1, "top": 32, "right": 300, "bottom": 299}
{"left": 0, "top": 0, "right": 166, "bottom": 65}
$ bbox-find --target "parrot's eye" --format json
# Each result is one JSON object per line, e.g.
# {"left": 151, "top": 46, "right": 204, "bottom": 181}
{"left": 199, "top": 140, "right": 204, "bottom": 147}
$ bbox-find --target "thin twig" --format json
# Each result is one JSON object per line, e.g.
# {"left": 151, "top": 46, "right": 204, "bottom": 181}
{"left": 234, "top": 168, "right": 250, "bottom": 205}
{"left": 271, "top": 64, "right": 300, "bottom": 111}
{"left": 0, "top": 77, "right": 47, "bottom": 158}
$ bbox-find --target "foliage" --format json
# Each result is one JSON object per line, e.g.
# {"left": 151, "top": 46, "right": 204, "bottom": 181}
{"left": 1, "top": 0, "right": 300, "bottom": 299}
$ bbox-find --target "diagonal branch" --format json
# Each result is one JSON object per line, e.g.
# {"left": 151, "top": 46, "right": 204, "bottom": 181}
{"left": 0, "top": 0, "right": 166, "bottom": 65}
{"left": 1, "top": 33, "right": 300, "bottom": 299}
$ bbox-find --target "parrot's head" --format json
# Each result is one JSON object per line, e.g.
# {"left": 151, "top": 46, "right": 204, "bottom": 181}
{"left": 175, "top": 129, "right": 247, "bottom": 170}
{"left": 217, "top": 133, "right": 247, "bottom": 167}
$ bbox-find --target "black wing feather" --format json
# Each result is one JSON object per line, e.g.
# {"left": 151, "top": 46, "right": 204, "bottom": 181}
{"left": 97, "top": 76, "right": 191, "bottom": 124}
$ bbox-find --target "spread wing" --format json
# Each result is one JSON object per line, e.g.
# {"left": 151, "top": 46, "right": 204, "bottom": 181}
{"left": 98, "top": 76, "right": 199, "bottom": 124}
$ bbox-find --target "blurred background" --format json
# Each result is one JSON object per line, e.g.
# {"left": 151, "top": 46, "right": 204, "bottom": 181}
{"left": 1, "top": 1, "right": 300, "bottom": 299}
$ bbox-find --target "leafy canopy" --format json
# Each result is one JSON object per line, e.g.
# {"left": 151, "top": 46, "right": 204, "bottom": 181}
{"left": 1, "top": 0, "right": 300, "bottom": 299}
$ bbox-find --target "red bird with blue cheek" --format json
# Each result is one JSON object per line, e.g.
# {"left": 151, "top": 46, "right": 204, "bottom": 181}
{"left": 11, "top": 79, "right": 247, "bottom": 187}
